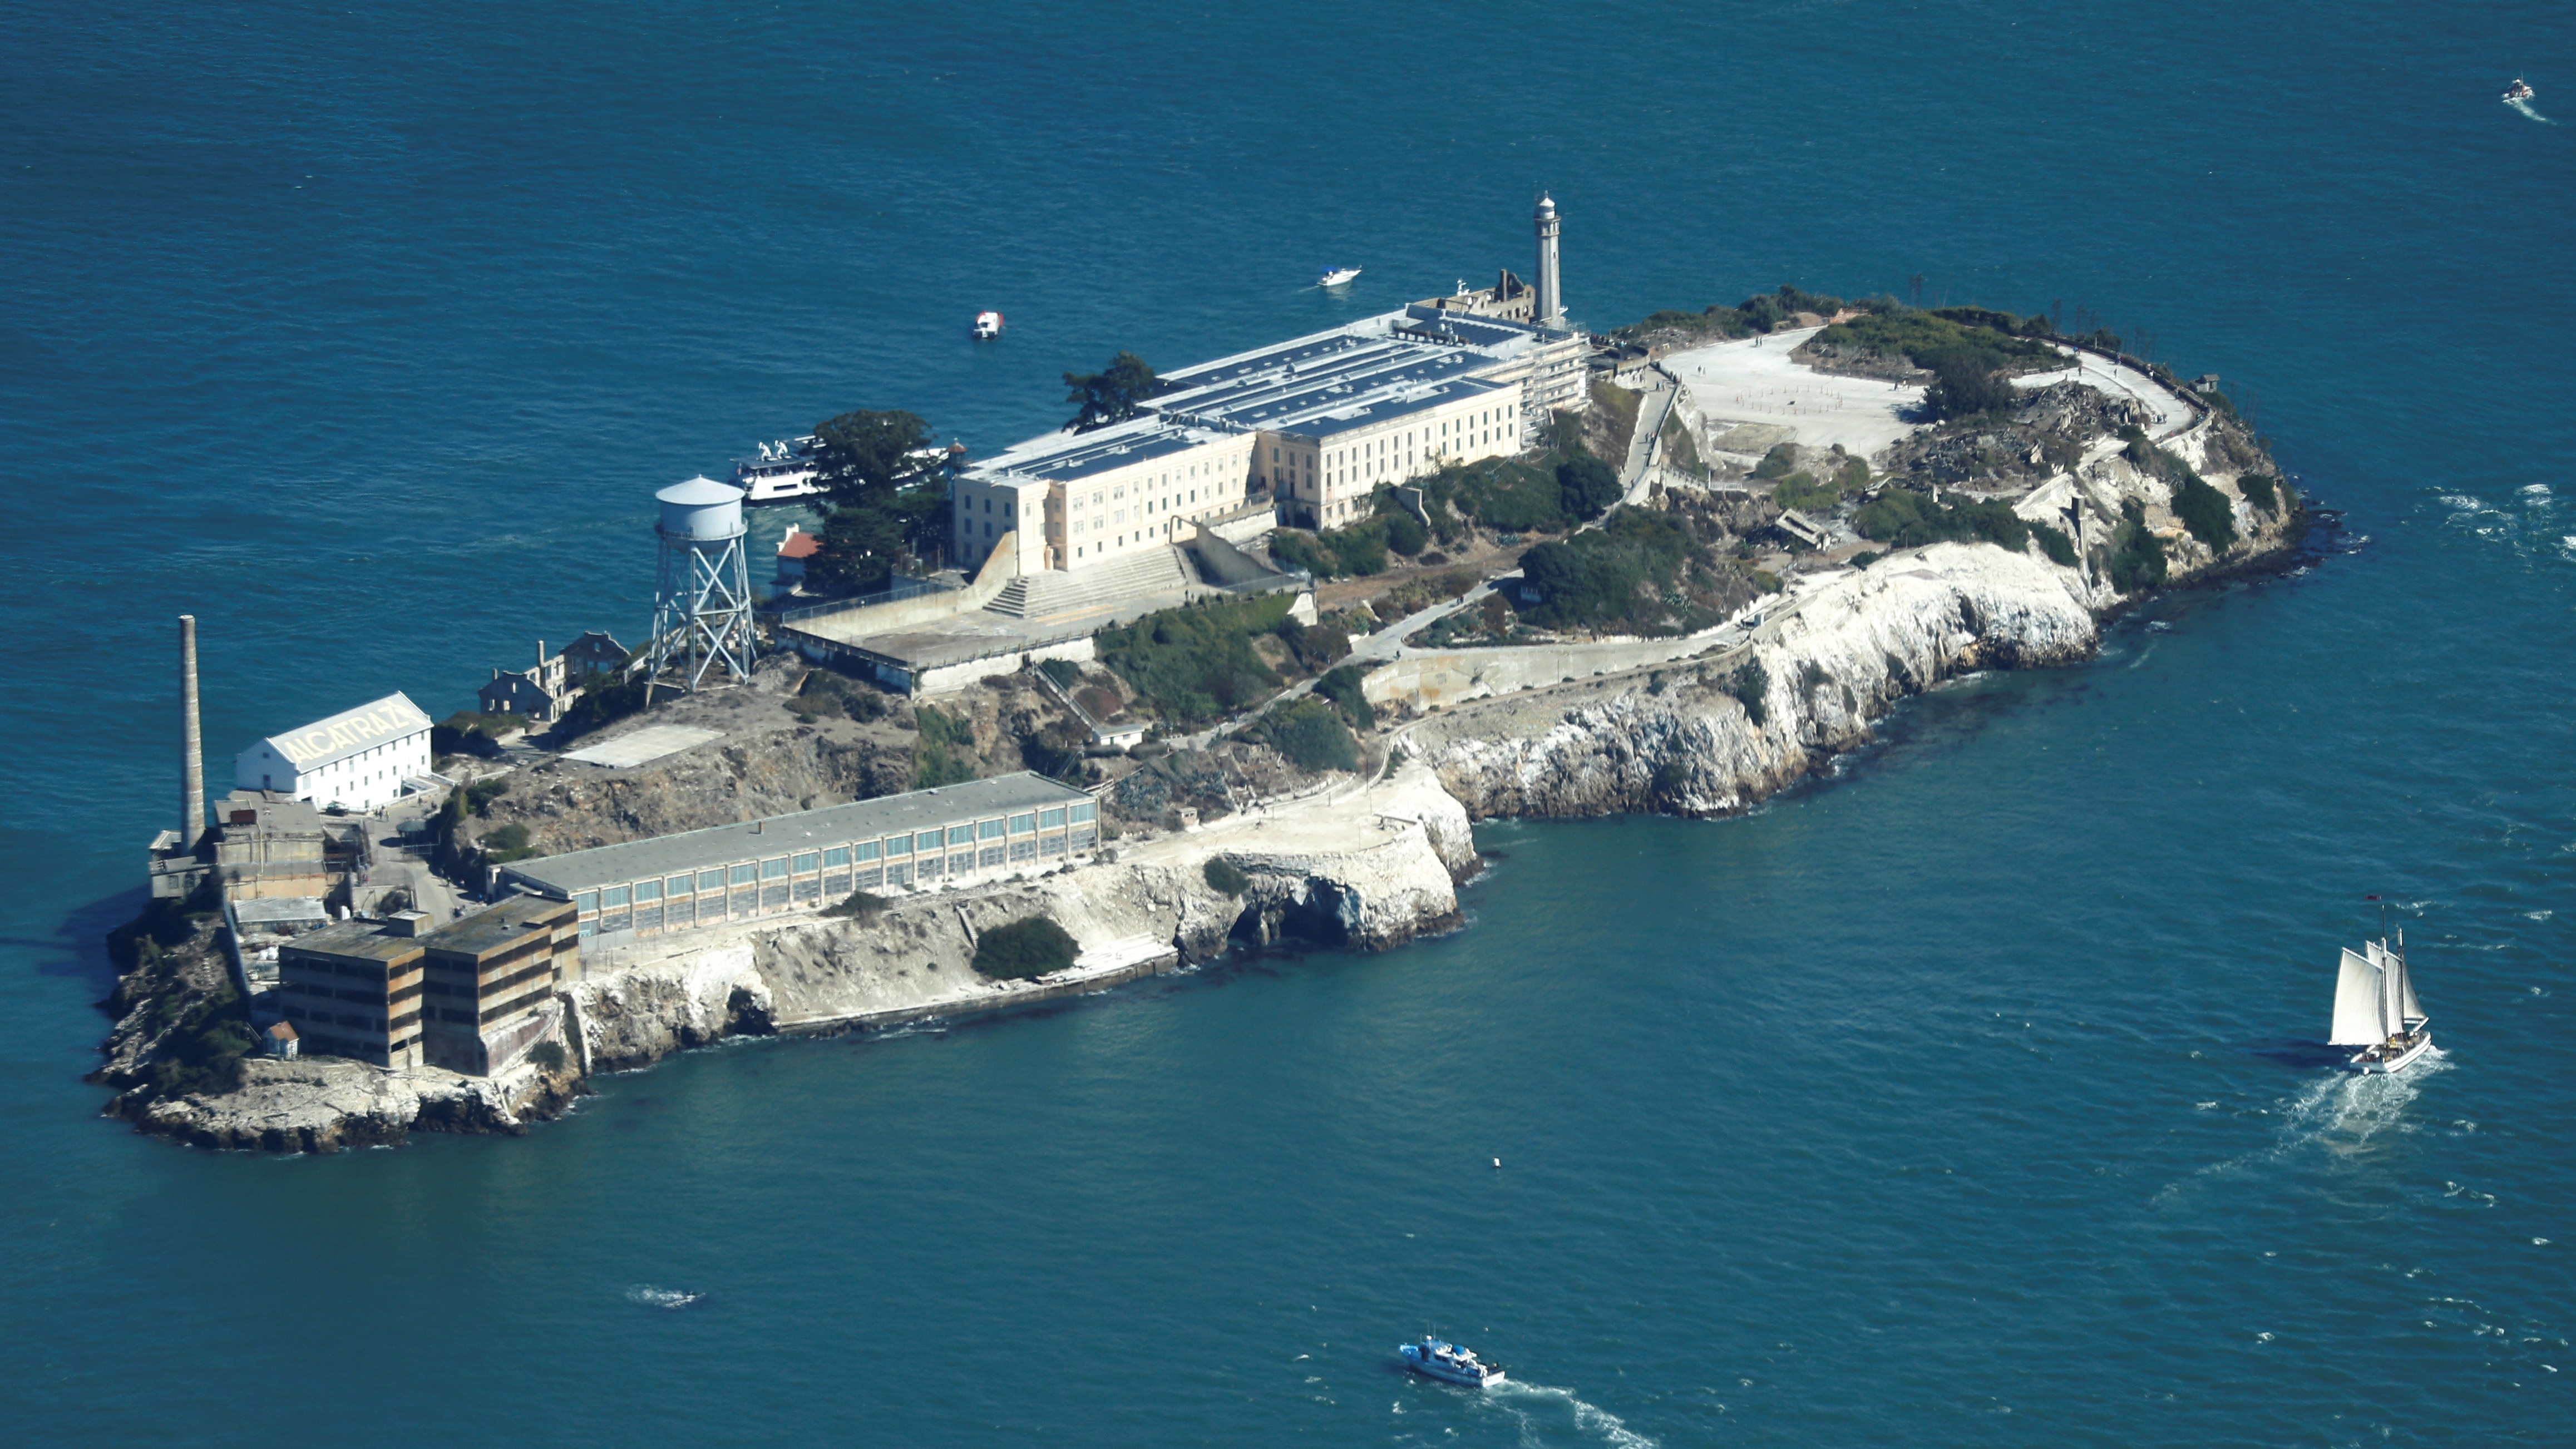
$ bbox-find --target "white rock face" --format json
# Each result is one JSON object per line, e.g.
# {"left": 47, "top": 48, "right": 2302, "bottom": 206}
{"left": 1414, "top": 542, "right": 2100, "bottom": 818}
{"left": 565, "top": 943, "right": 773, "bottom": 1072}
{"left": 130, "top": 1052, "right": 573, "bottom": 1154}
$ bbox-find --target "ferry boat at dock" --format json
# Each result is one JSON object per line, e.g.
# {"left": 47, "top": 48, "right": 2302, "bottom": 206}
{"left": 2330, "top": 927, "right": 2432, "bottom": 1074}
{"left": 732, "top": 436, "right": 821, "bottom": 503}
{"left": 1399, "top": 1335, "right": 1506, "bottom": 1387}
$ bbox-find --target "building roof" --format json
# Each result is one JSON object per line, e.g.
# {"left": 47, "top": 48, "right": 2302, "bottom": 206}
{"left": 281, "top": 918, "right": 426, "bottom": 965}
{"left": 267, "top": 1021, "right": 299, "bottom": 1041}
{"left": 657, "top": 475, "right": 742, "bottom": 506}
{"left": 232, "top": 896, "right": 329, "bottom": 928}
{"left": 424, "top": 894, "right": 574, "bottom": 961}
{"left": 777, "top": 530, "right": 823, "bottom": 560}
{"left": 961, "top": 416, "right": 1230, "bottom": 490}
{"left": 1148, "top": 306, "right": 1547, "bottom": 441}
{"left": 499, "top": 772, "right": 1094, "bottom": 896}
{"left": 251, "top": 693, "right": 433, "bottom": 773}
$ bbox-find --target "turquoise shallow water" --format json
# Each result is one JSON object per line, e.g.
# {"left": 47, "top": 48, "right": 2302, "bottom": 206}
{"left": 4, "top": 2, "right": 2573, "bottom": 1443}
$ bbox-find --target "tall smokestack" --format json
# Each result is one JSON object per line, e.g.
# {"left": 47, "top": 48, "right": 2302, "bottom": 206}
{"left": 179, "top": 615, "right": 205, "bottom": 852}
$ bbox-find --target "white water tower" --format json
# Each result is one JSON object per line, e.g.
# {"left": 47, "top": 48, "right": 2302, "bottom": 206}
{"left": 646, "top": 476, "right": 756, "bottom": 701}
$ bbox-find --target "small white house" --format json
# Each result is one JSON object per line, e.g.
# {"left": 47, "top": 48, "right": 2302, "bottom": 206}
{"left": 234, "top": 692, "right": 434, "bottom": 812}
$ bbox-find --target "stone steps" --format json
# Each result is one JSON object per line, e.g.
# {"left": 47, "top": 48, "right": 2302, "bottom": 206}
{"left": 983, "top": 547, "right": 1198, "bottom": 621}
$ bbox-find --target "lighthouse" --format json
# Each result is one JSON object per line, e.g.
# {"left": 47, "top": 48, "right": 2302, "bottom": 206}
{"left": 1533, "top": 193, "right": 1563, "bottom": 329}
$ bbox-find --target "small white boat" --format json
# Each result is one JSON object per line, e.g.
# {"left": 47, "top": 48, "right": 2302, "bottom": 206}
{"left": 1399, "top": 1334, "right": 1506, "bottom": 1387}
{"left": 971, "top": 310, "right": 1005, "bottom": 340}
{"left": 2329, "top": 924, "right": 2432, "bottom": 1074}
{"left": 2504, "top": 78, "right": 2535, "bottom": 103}
{"left": 1318, "top": 266, "right": 1361, "bottom": 288}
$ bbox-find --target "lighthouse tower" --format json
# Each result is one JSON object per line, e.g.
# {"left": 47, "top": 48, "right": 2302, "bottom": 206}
{"left": 1533, "top": 193, "right": 1563, "bottom": 329}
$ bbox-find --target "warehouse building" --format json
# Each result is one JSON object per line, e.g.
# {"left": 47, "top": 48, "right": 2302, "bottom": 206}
{"left": 495, "top": 773, "right": 1099, "bottom": 941}
{"left": 234, "top": 692, "right": 434, "bottom": 812}
{"left": 275, "top": 897, "right": 576, "bottom": 1075}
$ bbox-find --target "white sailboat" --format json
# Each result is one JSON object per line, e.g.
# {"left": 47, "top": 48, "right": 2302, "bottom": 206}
{"left": 2329, "top": 928, "right": 2432, "bottom": 1074}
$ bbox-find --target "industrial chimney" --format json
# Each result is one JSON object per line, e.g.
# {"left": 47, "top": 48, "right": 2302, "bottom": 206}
{"left": 179, "top": 615, "right": 205, "bottom": 852}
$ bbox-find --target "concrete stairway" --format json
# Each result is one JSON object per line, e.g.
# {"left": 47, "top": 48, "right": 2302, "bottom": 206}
{"left": 984, "top": 546, "right": 1198, "bottom": 621}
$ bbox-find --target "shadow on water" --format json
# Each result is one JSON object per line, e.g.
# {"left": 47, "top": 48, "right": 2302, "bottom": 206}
{"left": 2242, "top": 1035, "right": 2355, "bottom": 1070}
{"left": 24, "top": 886, "right": 146, "bottom": 1000}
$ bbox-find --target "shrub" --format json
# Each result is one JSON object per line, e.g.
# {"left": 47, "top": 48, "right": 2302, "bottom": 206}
{"left": 465, "top": 778, "right": 511, "bottom": 815}
{"left": 1772, "top": 471, "right": 1839, "bottom": 512}
{"left": 823, "top": 889, "right": 889, "bottom": 919}
{"left": 1853, "top": 490, "right": 2028, "bottom": 553}
{"left": 559, "top": 675, "right": 648, "bottom": 739}
{"left": 1812, "top": 308, "right": 2060, "bottom": 377}
{"left": 973, "top": 917, "right": 1079, "bottom": 979}
{"left": 1202, "top": 857, "right": 1250, "bottom": 896}
{"left": 1922, "top": 355, "right": 2015, "bottom": 421}
{"left": 1556, "top": 454, "right": 1622, "bottom": 520}
{"left": 2236, "top": 472, "right": 2280, "bottom": 515}
{"left": 1728, "top": 659, "right": 1770, "bottom": 726}
{"left": 527, "top": 1040, "right": 569, "bottom": 1073}
{"left": 1257, "top": 698, "right": 1360, "bottom": 773}
{"left": 1383, "top": 510, "right": 1428, "bottom": 557}
{"left": 2172, "top": 473, "right": 2238, "bottom": 551}
{"left": 1312, "top": 664, "right": 1375, "bottom": 730}
{"left": 912, "top": 704, "right": 978, "bottom": 787}
{"left": 1270, "top": 521, "right": 1390, "bottom": 578}
{"left": 1094, "top": 594, "right": 1296, "bottom": 723}
{"left": 1038, "top": 657, "right": 1081, "bottom": 688}
{"left": 2106, "top": 498, "right": 2168, "bottom": 593}
{"left": 2032, "top": 523, "right": 2079, "bottom": 567}
{"left": 1753, "top": 445, "right": 1796, "bottom": 481}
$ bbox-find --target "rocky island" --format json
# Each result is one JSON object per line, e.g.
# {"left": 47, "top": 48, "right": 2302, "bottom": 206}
{"left": 97, "top": 285, "right": 2304, "bottom": 1153}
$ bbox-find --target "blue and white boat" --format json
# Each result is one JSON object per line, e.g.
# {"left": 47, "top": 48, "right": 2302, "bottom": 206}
{"left": 1399, "top": 1335, "right": 1506, "bottom": 1387}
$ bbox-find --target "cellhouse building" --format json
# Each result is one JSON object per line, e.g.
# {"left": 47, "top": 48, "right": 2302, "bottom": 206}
{"left": 494, "top": 773, "right": 1100, "bottom": 941}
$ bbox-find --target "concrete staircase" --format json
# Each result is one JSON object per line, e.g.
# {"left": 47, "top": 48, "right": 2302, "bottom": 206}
{"left": 984, "top": 546, "right": 1200, "bottom": 621}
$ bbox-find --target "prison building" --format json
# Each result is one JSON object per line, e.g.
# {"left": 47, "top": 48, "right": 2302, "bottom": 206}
{"left": 418, "top": 894, "right": 576, "bottom": 1076}
{"left": 495, "top": 773, "right": 1100, "bottom": 942}
{"left": 277, "top": 912, "right": 431, "bottom": 1070}
{"left": 234, "top": 691, "right": 434, "bottom": 812}
{"left": 951, "top": 418, "right": 1258, "bottom": 576}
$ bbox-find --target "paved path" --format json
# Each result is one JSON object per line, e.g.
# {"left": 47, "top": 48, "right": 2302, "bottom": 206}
{"left": 1619, "top": 379, "right": 1681, "bottom": 505}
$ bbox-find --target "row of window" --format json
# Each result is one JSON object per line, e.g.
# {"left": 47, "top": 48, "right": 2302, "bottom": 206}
{"left": 570, "top": 812, "right": 1099, "bottom": 934}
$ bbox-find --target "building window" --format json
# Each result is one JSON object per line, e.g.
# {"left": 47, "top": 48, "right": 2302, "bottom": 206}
{"left": 574, "top": 892, "right": 599, "bottom": 914}
{"left": 1070, "top": 802, "right": 1097, "bottom": 824}
{"left": 1039, "top": 807, "right": 1066, "bottom": 828}
{"left": 1009, "top": 813, "right": 1035, "bottom": 834}
{"left": 791, "top": 852, "right": 820, "bottom": 873}
{"left": 762, "top": 857, "right": 789, "bottom": 880}
{"left": 635, "top": 878, "right": 661, "bottom": 902}
{"left": 730, "top": 863, "right": 756, "bottom": 887}
{"left": 886, "top": 834, "right": 912, "bottom": 857}
{"left": 856, "top": 840, "right": 880, "bottom": 862}
{"left": 978, "top": 818, "right": 1004, "bottom": 840}
{"left": 946, "top": 825, "right": 973, "bottom": 847}
{"left": 699, "top": 869, "right": 726, "bottom": 891}
{"left": 824, "top": 847, "right": 851, "bottom": 868}
{"left": 667, "top": 874, "right": 694, "bottom": 896}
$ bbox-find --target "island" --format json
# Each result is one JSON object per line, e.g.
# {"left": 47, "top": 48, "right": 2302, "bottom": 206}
{"left": 97, "top": 265, "right": 2305, "bottom": 1153}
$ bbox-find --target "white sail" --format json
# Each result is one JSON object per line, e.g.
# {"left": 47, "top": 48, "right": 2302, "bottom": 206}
{"left": 2331, "top": 947, "right": 2386, "bottom": 1045}
{"left": 2391, "top": 945, "right": 2426, "bottom": 1027}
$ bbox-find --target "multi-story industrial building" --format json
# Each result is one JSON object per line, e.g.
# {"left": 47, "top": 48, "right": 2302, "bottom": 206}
{"left": 276, "top": 913, "right": 431, "bottom": 1069}
{"left": 234, "top": 692, "right": 434, "bottom": 812}
{"left": 419, "top": 894, "right": 576, "bottom": 1076}
{"left": 496, "top": 772, "right": 1098, "bottom": 943}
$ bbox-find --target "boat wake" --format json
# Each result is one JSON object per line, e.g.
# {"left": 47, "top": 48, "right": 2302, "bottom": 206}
{"left": 1474, "top": 1379, "right": 1657, "bottom": 1448}
{"left": 2507, "top": 97, "right": 2555, "bottom": 124}
{"left": 2154, "top": 1051, "right": 2450, "bottom": 1206}
{"left": 624, "top": 1284, "right": 704, "bottom": 1310}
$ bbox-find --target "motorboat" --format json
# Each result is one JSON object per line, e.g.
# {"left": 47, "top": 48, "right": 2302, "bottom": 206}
{"left": 1318, "top": 266, "right": 1361, "bottom": 288}
{"left": 2504, "top": 78, "right": 2535, "bottom": 103}
{"left": 1398, "top": 1335, "right": 1506, "bottom": 1387}
{"left": 971, "top": 310, "right": 1005, "bottom": 340}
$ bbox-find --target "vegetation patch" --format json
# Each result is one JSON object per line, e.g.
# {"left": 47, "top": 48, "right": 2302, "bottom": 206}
{"left": 2235, "top": 472, "right": 2280, "bottom": 516}
{"left": 1726, "top": 659, "right": 1770, "bottom": 727}
{"left": 1813, "top": 308, "right": 2061, "bottom": 380}
{"left": 1202, "top": 857, "right": 1250, "bottom": 897}
{"left": 2106, "top": 498, "right": 2169, "bottom": 593}
{"left": 973, "top": 917, "right": 1080, "bottom": 980}
{"left": 1269, "top": 520, "right": 1390, "bottom": 579}
{"left": 1250, "top": 698, "right": 1361, "bottom": 773}
{"left": 1853, "top": 490, "right": 2030, "bottom": 553}
{"left": 823, "top": 889, "right": 888, "bottom": 920}
{"left": 1312, "top": 664, "right": 1375, "bottom": 731}
{"left": 1093, "top": 593, "right": 1298, "bottom": 723}
{"left": 1516, "top": 509, "right": 1732, "bottom": 635}
{"left": 792, "top": 665, "right": 890, "bottom": 723}
{"left": 912, "top": 704, "right": 979, "bottom": 787}
{"left": 2170, "top": 473, "right": 2238, "bottom": 551}
{"left": 2032, "top": 523, "right": 2079, "bottom": 568}
{"left": 558, "top": 675, "right": 647, "bottom": 740}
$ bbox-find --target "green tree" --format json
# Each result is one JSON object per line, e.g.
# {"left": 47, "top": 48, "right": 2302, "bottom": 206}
{"left": 1064, "top": 351, "right": 1158, "bottom": 432}
{"left": 1557, "top": 454, "right": 1622, "bottom": 520}
{"left": 1922, "top": 355, "right": 2014, "bottom": 421}
{"left": 974, "top": 917, "right": 1080, "bottom": 979}
{"left": 1383, "top": 509, "right": 1428, "bottom": 557}
{"left": 809, "top": 409, "right": 935, "bottom": 594}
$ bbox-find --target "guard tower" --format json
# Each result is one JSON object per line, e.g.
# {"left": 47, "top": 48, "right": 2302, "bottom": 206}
{"left": 1533, "top": 193, "right": 1563, "bottom": 329}
{"left": 646, "top": 476, "right": 756, "bottom": 701}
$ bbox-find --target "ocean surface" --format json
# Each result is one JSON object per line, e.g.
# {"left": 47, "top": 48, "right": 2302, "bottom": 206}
{"left": 4, "top": 2, "right": 2572, "bottom": 1443}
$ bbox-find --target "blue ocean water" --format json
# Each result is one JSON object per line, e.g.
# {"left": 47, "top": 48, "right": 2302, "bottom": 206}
{"left": 4, "top": 1, "right": 2573, "bottom": 1442}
